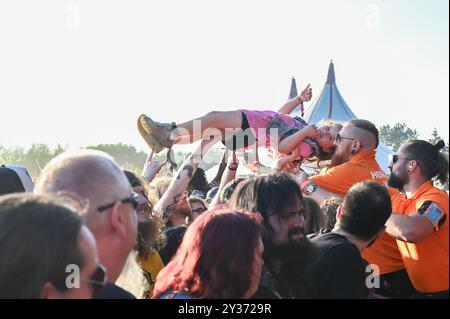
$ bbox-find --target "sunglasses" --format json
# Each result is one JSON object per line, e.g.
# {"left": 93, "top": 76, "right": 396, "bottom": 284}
{"left": 97, "top": 192, "right": 139, "bottom": 212}
{"left": 82, "top": 264, "right": 108, "bottom": 295}
{"left": 335, "top": 133, "right": 357, "bottom": 144}
{"left": 390, "top": 154, "right": 415, "bottom": 165}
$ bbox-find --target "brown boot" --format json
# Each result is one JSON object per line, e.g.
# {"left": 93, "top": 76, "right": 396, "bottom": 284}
{"left": 137, "top": 115, "right": 165, "bottom": 153}
{"left": 138, "top": 114, "right": 177, "bottom": 151}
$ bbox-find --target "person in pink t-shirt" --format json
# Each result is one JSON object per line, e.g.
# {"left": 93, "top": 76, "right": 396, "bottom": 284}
{"left": 137, "top": 84, "right": 341, "bottom": 163}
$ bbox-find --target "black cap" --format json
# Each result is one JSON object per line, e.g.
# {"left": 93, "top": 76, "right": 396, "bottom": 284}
{"left": 0, "top": 165, "right": 26, "bottom": 195}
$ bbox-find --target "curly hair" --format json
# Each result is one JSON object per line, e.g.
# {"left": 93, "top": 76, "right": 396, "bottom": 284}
{"left": 124, "top": 170, "right": 165, "bottom": 259}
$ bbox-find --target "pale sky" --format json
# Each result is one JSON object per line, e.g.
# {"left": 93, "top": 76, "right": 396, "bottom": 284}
{"left": 0, "top": 0, "right": 448, "bottom": 152}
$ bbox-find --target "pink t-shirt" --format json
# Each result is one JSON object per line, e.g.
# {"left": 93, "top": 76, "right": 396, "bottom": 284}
{"left": 240, "top": 109, "right": 314, "bottom": 158}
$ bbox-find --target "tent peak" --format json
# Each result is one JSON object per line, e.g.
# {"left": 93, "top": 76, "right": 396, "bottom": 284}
{"left": 326, "top": 61, "right": 336, "bottom": 85}
{"left": 288, "top": 77, "right": 298, "bottom": 99}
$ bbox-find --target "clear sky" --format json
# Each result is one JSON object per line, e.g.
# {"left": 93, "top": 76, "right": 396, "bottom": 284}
{"left": 0, "top": 0, "right": 448, "bottom": 152}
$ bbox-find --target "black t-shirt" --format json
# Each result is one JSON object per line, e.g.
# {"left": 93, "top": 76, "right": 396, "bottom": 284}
{"left": 93, "top": 282, "right": 136, "bottom": 299}
{"left": 158, "top": 225, "right": 187, "bottom": 265}
{"left": 310, "top": 231, "right": 370, "bottom": 299}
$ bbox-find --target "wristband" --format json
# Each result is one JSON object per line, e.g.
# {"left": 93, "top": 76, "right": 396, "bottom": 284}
{"left": 301, "top": 180, "right": 317, "bottom": 195}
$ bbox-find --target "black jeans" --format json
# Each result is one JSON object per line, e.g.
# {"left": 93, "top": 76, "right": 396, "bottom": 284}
{"left": 376, "top": 269, "right": 416, "bottom": 299}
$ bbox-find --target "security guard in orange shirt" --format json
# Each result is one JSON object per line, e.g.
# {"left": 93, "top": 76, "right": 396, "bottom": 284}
{"left": 386, "top": 140, "right": 449, "bottom": 299}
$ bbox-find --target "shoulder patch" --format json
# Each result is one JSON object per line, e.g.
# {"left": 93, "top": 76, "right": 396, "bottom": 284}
{"left": 418, "top": 201, "right": 446, "bottom": 229}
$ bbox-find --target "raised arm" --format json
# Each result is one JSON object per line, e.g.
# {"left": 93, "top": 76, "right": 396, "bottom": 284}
{"left": 154, "top": 139, "right": 216, "bottom": 221}
{"left": 208, "top": 149, "right": 228, "bottom": 188}
{"left": 278, "top": 84, "right": 312, "bottom": 114}
{"left": 209, "top": 151, "right": 239, "bottom": 208}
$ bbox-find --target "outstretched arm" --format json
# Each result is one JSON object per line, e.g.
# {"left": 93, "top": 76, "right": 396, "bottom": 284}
{"left": 278, "top": 84, "right": 312, "bottom": 114}
{"left": 386, "top": 213, "right": 435, "bottom": 243}
{"left": 294, "top": 171, "right": 343, "bottom": 205}
{"left": 154, "top": 139, "right": 216, "bottom": 221}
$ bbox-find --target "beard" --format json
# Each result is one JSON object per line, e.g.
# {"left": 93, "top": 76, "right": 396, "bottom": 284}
{"left": 329, "top": 146, "right": 351, "bottom": 168}
{"left": 175, "top": 204, "right": 192, "bottom": 218}
{"left": 263, "top": 226, "right": 319, "bottom": 298}
{"left": 387, "top": 170, "right": 407, "bottom": 190}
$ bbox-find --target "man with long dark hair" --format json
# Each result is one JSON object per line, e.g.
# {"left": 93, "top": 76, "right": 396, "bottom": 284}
{"left": 386, "top": 140, "right": 449, "bottom": 298}
{"left": 230, "top": 173, "right": 318, "bottom": 298}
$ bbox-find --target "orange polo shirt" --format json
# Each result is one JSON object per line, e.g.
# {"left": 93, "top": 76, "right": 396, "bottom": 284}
{"left": 391, "top": 181, "right": 449, "bottom": 293}
{"left": 310, "top": 150, "right": 388, "bottom": 194}
{"left": 310, "top": 150, "right": 405, "bottom": 275}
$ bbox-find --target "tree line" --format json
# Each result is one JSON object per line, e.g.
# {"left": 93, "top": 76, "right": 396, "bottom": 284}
{"left": 1, "top": 124, "right": 448, "bottom": 180}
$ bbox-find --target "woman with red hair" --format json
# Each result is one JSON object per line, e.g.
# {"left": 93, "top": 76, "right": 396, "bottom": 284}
{"left": 152, "top": 208, "right": 264, "bottom": 299}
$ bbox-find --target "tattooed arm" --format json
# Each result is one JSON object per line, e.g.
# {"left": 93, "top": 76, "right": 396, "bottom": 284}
{"left": 154, "top": 139, "right": 216, "bottom": 222}
{"left": 209, "top": 150, "right": 239, "bottom": 208}
{"left": 208, "top": 150, "right": 227, "bottom": 188}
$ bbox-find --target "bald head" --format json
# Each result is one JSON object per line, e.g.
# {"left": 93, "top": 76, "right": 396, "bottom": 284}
{"left": 34, "top": 150, "right": 131, "bottom": 219}
{"left": 343, "top": 119, "right": 379, "bottom": 150}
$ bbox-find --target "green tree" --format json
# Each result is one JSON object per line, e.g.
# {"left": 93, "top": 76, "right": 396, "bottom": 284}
{"left": 86, "top": 143, "right": 148, "bottom": 173}
{"left": 53, "top": 143, "right": 68, "bottom": 158}
{"left": 22, "top": 144, "right": 54, "bottom": 178}
{"left": 0, "top": 146, "right": 26, "bottom": 165}
{"left": 379, "top": 123, "right": 418, "bottom": 151}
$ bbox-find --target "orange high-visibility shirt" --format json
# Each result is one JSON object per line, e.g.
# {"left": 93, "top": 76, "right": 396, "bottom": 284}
{"left": 310, "top": 150, "right": 388, "bottom": 195}
{"left": 310, "top": 150, "right": 405, "bottom": 275}
{"left": 392, "top": 181, "right": 449, "bottom": 293}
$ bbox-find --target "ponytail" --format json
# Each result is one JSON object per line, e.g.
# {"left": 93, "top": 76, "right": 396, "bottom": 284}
{"left": 434, "top": 140, "right": 449, "bottom": 185}
{"left": 403, "top": 140, "right": 449, "bottom": 185}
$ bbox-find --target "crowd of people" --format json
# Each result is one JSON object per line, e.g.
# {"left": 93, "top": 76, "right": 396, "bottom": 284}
{"left": 0, "top": 85, "right": 448, "bottom": 299}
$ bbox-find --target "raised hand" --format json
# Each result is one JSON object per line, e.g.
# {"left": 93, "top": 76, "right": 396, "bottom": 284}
{"left": 274, "top": 148, "right": 301, "bottom": 172}
{"left": 142, "top": 149, "right": 168, "bottom": 182}
{"left": 300, "top": 84, "right": 312, "bottom": 102}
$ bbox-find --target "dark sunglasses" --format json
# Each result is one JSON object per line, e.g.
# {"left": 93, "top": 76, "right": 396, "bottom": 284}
{"left": 82, "top": 264, "right": 108, "bottom": 295}
{"left": 336, "top": 133, "right": 357, "bottom": 144}
{"left": 97, "top": 192, "right": 139, "bottom": 212}
{"left": 390, "top": 154, "right": 415, "bottom": 165}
